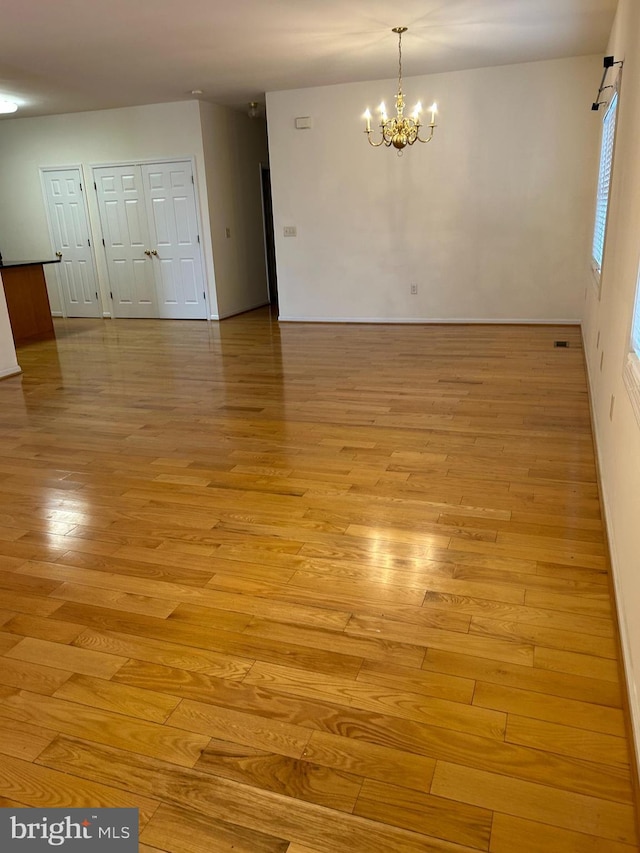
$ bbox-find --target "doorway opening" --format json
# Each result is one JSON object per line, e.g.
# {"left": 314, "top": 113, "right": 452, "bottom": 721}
{"left": 260, "top": 165, "right": 278, "bottom": 313}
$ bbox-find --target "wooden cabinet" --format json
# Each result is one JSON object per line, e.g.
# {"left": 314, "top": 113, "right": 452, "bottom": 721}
{"left": 0, "top": 262, "right": 55, "bottom": 345}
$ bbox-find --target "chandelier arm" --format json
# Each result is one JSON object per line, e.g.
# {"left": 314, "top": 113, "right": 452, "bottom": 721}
{"left": 416, "top": 124, "right": 436, "bottom": 144}
{"left": 365, "top": 131, "right": 386, "bottom": 148}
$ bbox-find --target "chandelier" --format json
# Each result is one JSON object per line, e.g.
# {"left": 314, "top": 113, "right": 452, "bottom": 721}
{"left": 363, "top": 26, "right": 437, "bottom": 155}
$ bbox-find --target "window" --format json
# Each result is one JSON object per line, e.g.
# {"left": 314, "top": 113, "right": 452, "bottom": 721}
{"left": 632, "top": 281, "right": 640, "bottom": 359}
{"left": 624, "top": 268, "right": 640, "bottom": 428}
{"left": 592, "top": 91, "right": 618, "bottom": 281}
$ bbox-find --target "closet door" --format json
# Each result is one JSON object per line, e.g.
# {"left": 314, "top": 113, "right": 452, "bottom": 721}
{"left": 42, "top": 168, "right": 101, "bottom": 317}
{"left": 142, "top": 161, "right": 207, "bottom": 320}
{"left": 94, "top": 165, "right": 157, "bottom": 318}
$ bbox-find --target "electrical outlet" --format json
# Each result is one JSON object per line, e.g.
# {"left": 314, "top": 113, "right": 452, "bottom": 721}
{"left": 283, "top": 226, "right": 297, "bottom": 237}
{"left": 410, "top": 284, "right": 418, "bottom": 295}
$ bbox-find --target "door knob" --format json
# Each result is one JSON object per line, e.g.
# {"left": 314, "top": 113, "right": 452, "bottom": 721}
{"left": 144, "top": 250, "right": 151, "bottom": 256}
{"left": 55, "top": 251, "right": 63, "bottom": 258}
{"left": 151, "top": 250, "right": 158, "bottom": 256}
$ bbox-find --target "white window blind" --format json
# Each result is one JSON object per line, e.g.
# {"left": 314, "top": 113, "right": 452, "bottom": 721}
{"left": 592, "top": 91, "right": 618, "bottom": 272}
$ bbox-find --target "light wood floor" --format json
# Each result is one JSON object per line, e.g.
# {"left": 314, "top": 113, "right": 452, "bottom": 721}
{"left": 0, "top": 310, "right": 637, "bottom": 853}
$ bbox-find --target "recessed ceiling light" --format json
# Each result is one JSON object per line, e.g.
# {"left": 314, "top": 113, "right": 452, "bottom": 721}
{"left": 0, "top": 100, "right": 18, "bottom": 114}
{"left": 190, "top": 89, "right": 203, "bottom": 96}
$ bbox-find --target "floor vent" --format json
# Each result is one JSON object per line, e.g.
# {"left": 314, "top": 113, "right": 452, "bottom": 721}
{"left": 554, "top": 341, "right": 569, "bottom": 348}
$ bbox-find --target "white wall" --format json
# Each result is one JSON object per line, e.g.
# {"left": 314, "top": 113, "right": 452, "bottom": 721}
{"left": 199, "top": 102, "right": 270, "bottom": 319}
{"left": 0, "top": 275, "right": 20, "bottom": 379}
{"left": 267, "top": 56, "right": 601, "bottom": 322}
{"left": 0, "top": 100, "right": 218, "bottom": 317}
{"left": 582, "top": 0, "right": 640, "bottom": 778}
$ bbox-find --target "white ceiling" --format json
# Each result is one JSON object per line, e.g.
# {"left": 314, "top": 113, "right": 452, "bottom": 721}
{"left": 0, "top": 0, "right": 617, "bottom": 119}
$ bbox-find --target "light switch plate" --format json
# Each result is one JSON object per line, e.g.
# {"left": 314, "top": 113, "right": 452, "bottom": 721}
{"left": 283, "top": 226, "right": 297, "bottom": 237}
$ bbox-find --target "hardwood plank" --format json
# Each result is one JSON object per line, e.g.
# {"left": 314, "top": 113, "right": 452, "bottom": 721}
{"left": 349, "top": 613, "right": 534, "bottom": 666}
{"left": 357, "top": 658, "right": 475, "bottom": 705}
{"left": 469, "top": 614, "right": 618, "bottom": 658}
{"left": 534, "top": 646, "right": 620, "bottom": 683}
{"left": 490, "top": 813, "right": 639, "bottom": 853}
{"left": 72, "top": 628, "right": 254, "bottom": 679}
{"left": 0, "top": 690, "right": 209, "bottom": 767}
{"left": 244, "top": 660, "right": 507, "bottom": 740}
{"left": 171, "top": 593, "right": 351, "bottom": 631}
{"left": 166, "top": 699, "right": 312, "bottom": 759}
{"left": 422, "top": 591, "right": 614, "bottom": 638}
{"left": 525, "top": 587, "right": 612, "bottom": 617}
{"left": 430, "top": 761, "right": 637, "bottom": 844}
{"left": 50, "top": 581, "right": 180, "bottom": 618}
{"left": 285, "top": 846, "right": 324, "bottom": 853}
{"left": 423, "top": 648, "right": 623, "bottom": 707}
{"left": 302, "top": 730, "right": 436, "bottom": 793}
{"left": 244, "top": 617, "right": 425, "bottom": 668}
{"left": 0, "top": 656, "right": 72, "bottom": 695}
{"left": 0, "top": 631, "right": 25, "bottom": 655}
{"left": 287, "top": 571, "right": 427, "bottom": 606}
{"left": 0, "top": 753, "right": 157, "bottom": 822}
{"left": 195, "top": 738, "right": 362, "bottom": 813}
{"left": 5, "top": 636, "right": 128, "bottom": 679}
{"left": 0, "top": 717, "right": 57, "bottom": 761}
{"left": 354, "top": 778, "right": 492, "bottom": 850}
{"left": 473, "top": 681, "right": 625, "bottom": 736}
{"left": 37, "top": 736, "right": 476, "bottom": 853}
{"left": 53, "top": 673, "right": 181, "bottom": 723}
{"left": 2, "top": 612, "right": 87, "bottom": 643}
{"left": 140, "top": 802, "right": 289, "bottom": 853}
{"left": 56, "top": 601, "right": 363, "bottom": 679}
{"left": 505, "top": 714, "right": 629, "bottom": 767}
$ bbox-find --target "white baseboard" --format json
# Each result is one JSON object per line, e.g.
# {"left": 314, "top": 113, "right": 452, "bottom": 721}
{"left": 583, "top": 343, "right": 640, "bottom": 786}
{"left": 278, "top": 315, "right": 582, "bottom": 325}
{"left": 51, "top": 311, "right": 63, "bottom": 317}
{"left": 0, "top": 365, "right": 22, "bottom": 379}
{"left": 102, "top": 312, "right": 112, "bottom": 318}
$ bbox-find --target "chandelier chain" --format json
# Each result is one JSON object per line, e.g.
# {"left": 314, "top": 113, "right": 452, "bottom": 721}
{"left": 398, "top": 30, "right": 403, "bottom": 94}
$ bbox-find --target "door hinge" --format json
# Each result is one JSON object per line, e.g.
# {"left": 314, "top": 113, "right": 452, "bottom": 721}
{"left": 110, "top": 291, "right": 113, "bottom": 300}
{"left": 203, "top": 291, "right": 206, "bottom": 300}
{"left": 102, "top": 238, "right": 105, "bottom": 247}
{"left": 191, "top": 175, "right": 194, "bottom": 184}
{"left": 94, "top": 182, "right": 97, "bottom": 191}
{"left": 87, "top": 238, "right": 91, "bottom": 247}
{"left": 80, "top": 182, "right": 83, "bottom": 191}
{"left": 95, "top": 292, "right": 98, "bottom": 300}
{"left": 197, "top": 234, "right": 200, "bottom": 243}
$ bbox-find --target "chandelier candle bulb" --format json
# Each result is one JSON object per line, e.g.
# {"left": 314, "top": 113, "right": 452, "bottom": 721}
{"left": 363, "top": 27, "right": 439, "bottom": 154}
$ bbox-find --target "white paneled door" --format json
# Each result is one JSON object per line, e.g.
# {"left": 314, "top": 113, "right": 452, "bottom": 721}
{"left": 94, "top": 161, "right": 206, "bottom": 320}
{"left": 94, "top": 165, "right": 157, "bottom": 319}
{"left": 142, "top": 163, "right": 207, "bottom": 320}
{"left": 42, "top": 168, "right": 101, "bottom": 318}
